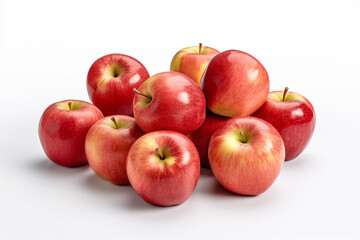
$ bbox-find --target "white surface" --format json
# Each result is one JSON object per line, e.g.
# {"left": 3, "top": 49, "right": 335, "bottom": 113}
{"left": 1, "top": 0, "right": 359, "bottom": 239}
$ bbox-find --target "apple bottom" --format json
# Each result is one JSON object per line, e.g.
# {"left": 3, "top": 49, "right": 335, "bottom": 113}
{"left": 45, "top": 141, "right": 88, "bottom": 168}
{"left": 213, "top": 163, "right": 282, "bottom": 196}
{"left": 135, "top": 174, "right": 198, "bottom": 206}
{"left": 281, "top": 125, "right": 314, "bottom": 160}
{"left": 86, "top": 139, "right": 130, "bottom": 185}
{"left": 126, "top": 131, "right": 200, "bottom": 206}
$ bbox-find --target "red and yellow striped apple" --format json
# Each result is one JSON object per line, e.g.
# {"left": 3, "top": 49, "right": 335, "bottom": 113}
{"left": 39, "top": 100, "right": 104, "bottom": 167}
{"left": 133, "top": 72, "right": 206, "bottom": 134}
{"left": 170, "top": 43, "right": 219, "bottom": 85}
{"left": 209, "top": 117, "right": 285, "bottom": 195}
{"left": 85, "top": 115, "right": 143, "bottom": 185}
{"left": 87, "top": 54, "right": 150, "bottom": 116}
{"left": 126, "top": 131, "right": 200, "bottom": 206}
{"left": 187, "top": 109, "right": 230, "bottom": 168}
{"left": 201, "top": 50, "right": 269, "bottom": 117}
{"left": 252, "top": 87, "right": 316, "bottom": 161}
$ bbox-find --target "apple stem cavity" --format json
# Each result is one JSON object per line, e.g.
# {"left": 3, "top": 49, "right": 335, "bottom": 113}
{"left": 133, "top": 88, "right": 152, "bottom": 100}
{"left": 111, "top": 117, "right": 119, "bottom": 129}
{"left": 199, "top": 43, "right": 202, "bottom": 54}
{"left": 282, "top": 87, "right": 289, "bottom": 101}
{"left": 155, "top": 148, "right": 165, "bottom": 160}
{"left": 68, "top": 102, "right": 72, "bottom": 110}
{"left": 239, "top": 132, "right": 247, "bottom": 143}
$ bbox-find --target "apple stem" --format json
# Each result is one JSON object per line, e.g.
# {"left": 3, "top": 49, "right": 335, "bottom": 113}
{"left": 111, "top": 117, "right": 118, "bottom": 129}
{"left": 282, "top": 87, "right": 289, "bottom": 101}
{"left": 155, "top": 148, "right": 165, "bottom": 160}
{"left": 133, "top": 88, "right": 152, "bottom": 100}
{"left": 239, "top": 132, "right": 246, "bottom": 143}
{"left": 199, "top": 43, "right": 202, "bottom": 54}
{"left": 68, "top": 102, "right": 72, "bottom": 110}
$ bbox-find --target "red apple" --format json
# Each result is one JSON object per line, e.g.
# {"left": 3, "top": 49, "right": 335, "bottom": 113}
{"left": 126, "top": 131, "right": 200, "bottom": 206}
{"left": 201, "top": 50, "right": 269, "bottom": 117}
{"left": 39, "top": 100, "right": 104, "bottom": 167}
{"left": 87, "top": 54, "right": 150, "bottom": 116}
{"left": 252, "top": 87, "right": 316, "bottom": 161}
{"left": 187, "top": 109, "right": 230, "bottom": 168}
{"left": 133, "top": 72, "right": 206, "bottom": 135}
{"left": 209, "top": 117, "right": 285, "bottom": 195}
{"left": 85, "top": 115, "right": 143, "bottom": 185}
{"left": 170, "top": 43, "right": 219, "bottom": 86}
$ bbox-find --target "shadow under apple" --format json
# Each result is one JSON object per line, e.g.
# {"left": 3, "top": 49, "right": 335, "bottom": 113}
{"left": 82, "top": 170, "right": 161, "bottom": 211}
{"left": 29, "top": 156, "right": 89, "bottom": 177}
{"left": 282, "top": 152, "right": 314, "bottom": 172}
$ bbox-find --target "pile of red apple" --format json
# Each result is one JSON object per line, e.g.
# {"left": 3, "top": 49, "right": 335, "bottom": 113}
{"left": 39, "top": 44, "right": 316, "bottom": 206}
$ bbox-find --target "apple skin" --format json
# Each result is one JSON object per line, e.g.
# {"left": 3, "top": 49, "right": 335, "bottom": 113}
{"left": 85, "top": 115, "right": 143, "bottom": 185}
{"left": 252, "top": 90, "right": 316, "bottom": 161}
{"left": 133, "top": 72, "right": 206, "bottom": 135}
{"left": 170, "top": 44, "right": 219, "bottom": 85}
{"left": 201, "top": 50, "right": 269, "bottom": 117}
{"left": 126, "top": 131, "right": 200, "bottom": 206}
{"left": 187, "top": 109, "right": 230, "bottom": 168}
{"left": 39, "top": 100, "right": 104, "bottom": 167}
{"left": 208, "top": 117, "right": 285, "bottom": 195}
{"left": 87, "top": 54, "right": 150, "bottom": 116}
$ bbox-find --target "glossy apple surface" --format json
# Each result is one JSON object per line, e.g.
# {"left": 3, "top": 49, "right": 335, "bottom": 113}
{"left": 170, "top": 43, "right": 219, "bottom": 85}
{"left": 85, "top": 115, "right": 143, "bottom": 185}
{"left": 133, "top": 72, "right": 206, "bottom": 134}
{"left": 201, "top": 50, "right": 269, "bottom": 117}
{"left": 252, "top": 88, "right": 316, "bottom": 160}
{"left": 187, "top": 109, "right": 230, "bottom": 168}
{"left": 126, "top": 131, "right": 200, "bottom": 206}
{"left": 209, "top": 117, "right": 285, "bottom": 195}
{"left": 87, "top": 54, "right": 150, "bottom": 116}
{"left": 39, "top": 100, "right": 104, "bottom": 167}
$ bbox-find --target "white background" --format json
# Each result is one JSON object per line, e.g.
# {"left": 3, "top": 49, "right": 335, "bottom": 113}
{"left": 1, "top": 0, "right": 359, "bottom": 239}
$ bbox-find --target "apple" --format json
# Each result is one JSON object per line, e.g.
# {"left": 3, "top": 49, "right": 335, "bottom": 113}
{"left": 187, "top": 109, "right": 230, "bottom": 168}
{"left": 170, "top": 43, "right": 219, "bottom": 86}
{"left": 87, "top": 53, "right": 150, "bottom": 116}
{"left": 126, "top": 130, "right": 200, "bottom": 206}
{"left": 201, "top": 50, "right": 269, "bottom": 117}
{"left": 85, "top": 115, "right": 143, "bottom": 185}
{"left": 208, "top": 117, "right": 285, "bottom": 195}
{"left": 39, "top": 100, "right": 104, "bottom": 167}
{"left": 252, "top": 87, "right": 316, "bottom": 161}
{"left": 133, "top": 72, "right": 206, "bottom": 134}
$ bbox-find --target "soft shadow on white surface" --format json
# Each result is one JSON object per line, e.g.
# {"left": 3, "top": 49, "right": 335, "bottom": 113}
{"left": 29, "top": 157, "right": 89, "bottom": 175}
{"left": 82, "top": 172, "right": 161, "bottom": 211}
{"left": 282, "top": 153, "right": 314, "bottom": 171}
{"left": 28, "top": 157, "right": 161, "bottom": 211}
